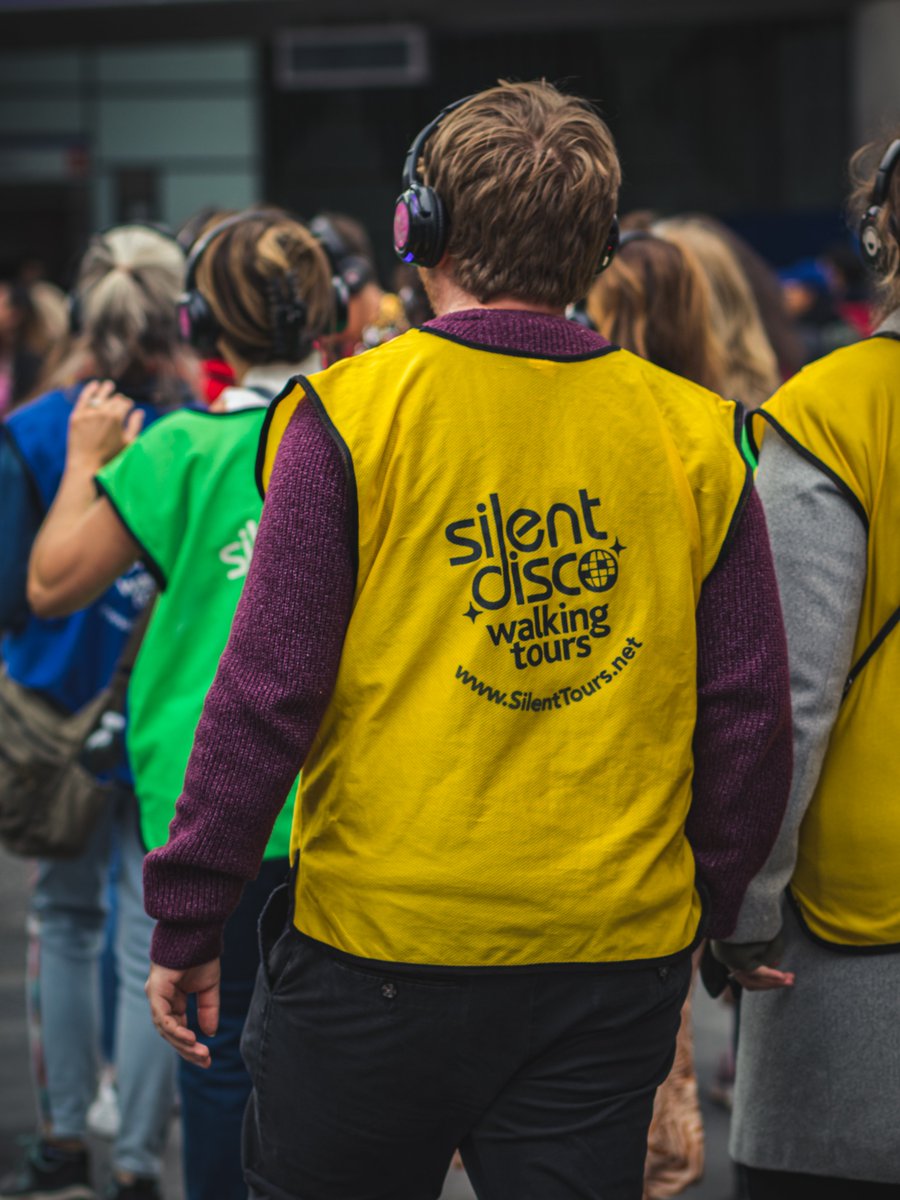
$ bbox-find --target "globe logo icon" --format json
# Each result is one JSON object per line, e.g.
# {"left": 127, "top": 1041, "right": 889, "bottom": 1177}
{"left": 579, "top": 548, "right": 618, "bottom": 592}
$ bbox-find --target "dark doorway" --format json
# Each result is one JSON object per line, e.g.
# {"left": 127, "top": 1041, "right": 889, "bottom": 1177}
{"left": 264, "top": 15, "right": 850, "bottom": 283}
{"left": 0, "top": 183, "right": 90, "bottom": 287}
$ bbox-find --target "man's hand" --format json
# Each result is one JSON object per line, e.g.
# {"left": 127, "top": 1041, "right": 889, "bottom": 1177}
{"left": 67, "top": 379, "right": 145, "bottom": 471}
{"left": 728, "top": 964, "right": 795, "bottom": 991}
{"left": 145, "top": 958, "right": 221, "bottom": 1068}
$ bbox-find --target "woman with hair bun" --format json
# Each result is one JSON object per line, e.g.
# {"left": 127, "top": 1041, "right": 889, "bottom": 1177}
{"left": 712, "top": 134, "right": 900, "bottom": 1196}
{"left": 0, "top": 224, "right": 192, "bottom": 1200}
{"left": 27, "top": 208, "right": 334, "bottom": 1200}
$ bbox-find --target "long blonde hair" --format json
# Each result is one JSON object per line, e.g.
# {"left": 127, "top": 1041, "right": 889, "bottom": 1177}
{"left": 654, "top": 218, "right": 779, "bottom": 409}
{"left": 42, "top": 225, "right": 188, "bottom": 404}
{"left": 587, "top": 232, "right": 725, "bottom": 393}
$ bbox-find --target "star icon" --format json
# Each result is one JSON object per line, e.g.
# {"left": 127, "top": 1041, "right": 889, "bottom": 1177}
{"left": 612, "top": 538, "right": 626, "bottom": 554}
{"left": 464, "top": 603, "right": 482, "bottom": 622}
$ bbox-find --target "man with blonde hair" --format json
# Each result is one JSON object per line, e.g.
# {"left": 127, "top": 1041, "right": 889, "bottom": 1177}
{"left": 143, "top": 82, "right": 791, "bottom": 1199}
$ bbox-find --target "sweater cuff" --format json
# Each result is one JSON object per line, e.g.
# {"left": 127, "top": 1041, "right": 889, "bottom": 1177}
{"left": 150, "top": 919, "right": 225, "bottom": 970}
{"left": 711, "top": 931, "right": 785, "bottom": 973}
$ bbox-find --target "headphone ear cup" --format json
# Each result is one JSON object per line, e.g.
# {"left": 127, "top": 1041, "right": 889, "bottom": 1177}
{"left": 596, "top": 215, "right": 620, "bottom": 275}
{"left": 331, "top": 275, "right": 350, "bottom": 335}
{"left": 179, "top": 290, "right": 221, "bottom": 358}
{"left": 393, "top": 184, "right": 448, "bottom": 268}
{"left": 860, "top": 207, "right": 885, "bottom": 270}
{"left": 424, "top": 188, "right": 449, "bottom": 269}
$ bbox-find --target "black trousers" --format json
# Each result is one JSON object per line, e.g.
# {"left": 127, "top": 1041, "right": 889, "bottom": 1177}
{"left": 743, "top": 1166, "right": 899, "bottom": 1199}
{"left": 240, "top": 886, "right": 691, "bottom": 1200}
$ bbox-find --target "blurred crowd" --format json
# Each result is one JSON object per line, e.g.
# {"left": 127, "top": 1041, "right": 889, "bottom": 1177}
{"left": 0, "top": 80, "right": 898, "bottom": 1200}
{"left": 0, "top": 206, "right": 883, "bottom": 424}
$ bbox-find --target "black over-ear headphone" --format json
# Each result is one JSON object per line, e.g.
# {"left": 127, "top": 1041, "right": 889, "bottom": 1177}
{"left": 309, "top": 214, "right": 375, "bottom": 299}
{"left": 859, "top": 139, "right": 900, "bottom": 272}
{"left": 180, "top": 208, "right": 340, "bottom": 357}
{"left": 180, "top": 211, "right": 279, "bottom": 357}
{"left": 392, "top": 96, "right": 473, "bottom": 269}
{"left": 392, "top": 95, "right": 620, "bottom": 276}
{"left": 69, "top": 220, "right": 179, "bottom": 336}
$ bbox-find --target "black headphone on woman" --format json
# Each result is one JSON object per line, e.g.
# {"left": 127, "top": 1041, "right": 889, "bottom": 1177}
{"left": 309, "top": 214, "right": 375, "bottom": 299}
{"left": 179, "top": 210, "right": 343, "bottom": 359}
{"left": 392, "top": 96, "right": 620, "bottom": 274}
{"left": 859, "top": 139, "right": 900, "bottom": 272}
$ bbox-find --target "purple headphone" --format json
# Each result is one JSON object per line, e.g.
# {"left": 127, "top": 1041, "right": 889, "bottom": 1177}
{"left": 392, "top": 95, "right": 619, "bottom": 274}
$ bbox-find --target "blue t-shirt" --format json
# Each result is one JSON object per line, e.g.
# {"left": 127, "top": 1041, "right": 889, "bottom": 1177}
{"left": 1, "top": 384, "right": 167, "bottom": 784}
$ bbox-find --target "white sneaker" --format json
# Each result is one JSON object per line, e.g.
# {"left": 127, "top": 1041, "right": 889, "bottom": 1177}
{"left": 86, "top": 1080, "right": 120, "bottom": 1139}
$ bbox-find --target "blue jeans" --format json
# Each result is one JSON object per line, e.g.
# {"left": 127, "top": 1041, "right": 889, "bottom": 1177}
{"left": 29, "top": 788, "right": 176, "bottom": 1177}
{"left": 180, "top": 859, "right": 288, "bottom": 1200}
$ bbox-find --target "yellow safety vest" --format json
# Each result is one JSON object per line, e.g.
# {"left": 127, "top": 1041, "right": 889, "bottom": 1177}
{"left": 260, "top": 329, "right": 749, "bottom": 966}
{"left": 754, "top": 334, "right": 900, "bottom": 949}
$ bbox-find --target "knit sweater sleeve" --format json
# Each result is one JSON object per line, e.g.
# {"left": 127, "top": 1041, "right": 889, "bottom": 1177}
{"left": 144, "top": 399, "right": 354, "bottom": 969}
{"left": 686, "top": 487, "right": 793, "bottom": 939}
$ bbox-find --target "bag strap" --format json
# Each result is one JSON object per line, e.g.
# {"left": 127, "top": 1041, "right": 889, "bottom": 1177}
{"left": 104, "top": 593, "right": 156, "bottom": 713}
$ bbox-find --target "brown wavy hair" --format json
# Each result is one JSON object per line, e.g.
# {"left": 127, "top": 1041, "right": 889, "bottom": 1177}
{"left": 586, "top": 233, "right": 725, "bottom": 393}
{"left": 424, "top": 80, "right": 620, "bottom": 308}
{"left": 849, "top": 131, "right": 900, "bottom": 318}
{"left": 194, "top": 209, "right": 334, "bottom": 364}
{"left": 654, "top": 217, "right": 779, "bottom": 409}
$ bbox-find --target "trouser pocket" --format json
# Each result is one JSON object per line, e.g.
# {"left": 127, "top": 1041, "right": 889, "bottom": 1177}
{"left": 239, "top": 882, "right": 291, "bottom": 1078}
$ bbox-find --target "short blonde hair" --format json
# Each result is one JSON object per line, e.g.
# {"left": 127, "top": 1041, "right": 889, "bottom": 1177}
{"left": 425, "top": 80, "right": 620, "bottom": 308}
{"left": 849, "top": 132, "right": 900, "bottom": 318}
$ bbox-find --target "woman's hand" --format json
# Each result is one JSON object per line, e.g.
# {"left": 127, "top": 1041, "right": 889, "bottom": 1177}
{"left": 67, "top": 379, "right": 145, "bottom": 470}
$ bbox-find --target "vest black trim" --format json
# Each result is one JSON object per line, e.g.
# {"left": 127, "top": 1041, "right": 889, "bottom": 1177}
{"left": 95, "top": 478, "right": 167, "bottom": 591}
{"left": 869, "top": 330, "right": 900, "bottom": 343}
{"left": 745, "top": 406, "right": 762, "bottom": 464}
{"left": 254, "top": 374, "right": 303, "bottom": 500}
{"left": 183, "top": 407, "right": 267, "bottom": 422}
{"left": 712, "top": 401, "right": 754, "bottom": 572}
{"left": 418, "top": 326, "right": 621, "bottom": 363}
{"left": 2, "top": 424, "right": 45, "bottom": 518}
{"left": 787, "top": 889, "right": 900, "bottom": 956}
{"left": 752, "top": 410, "right": 870, "bottom": 533}
{"left": 296, "top": 376, "right": 360, "bottom": 591}
{"left": 842, "top": 604, "right": 900, "bottom": 700}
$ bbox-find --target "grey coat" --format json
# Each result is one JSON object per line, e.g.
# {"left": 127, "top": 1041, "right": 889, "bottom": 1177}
{"left": 728, "top": 432, "right": 900, "bottom": 1184}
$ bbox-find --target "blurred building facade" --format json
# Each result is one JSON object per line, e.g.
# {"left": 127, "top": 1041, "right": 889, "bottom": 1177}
{"left": 0, "top": 0, "right": 898, "bottom": 282}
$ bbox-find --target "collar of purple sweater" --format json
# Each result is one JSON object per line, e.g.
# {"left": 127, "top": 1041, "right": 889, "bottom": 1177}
{"left": 424, "top": 307, "right": 609, "bottom": 358}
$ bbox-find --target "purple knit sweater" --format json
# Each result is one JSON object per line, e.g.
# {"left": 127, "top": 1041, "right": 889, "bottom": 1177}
{"left": 144, "top": 309, "right": 792, "bottom": 968}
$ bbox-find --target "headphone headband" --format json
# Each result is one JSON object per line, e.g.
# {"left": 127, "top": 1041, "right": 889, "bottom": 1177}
{"left": 400, "top": 95, "right": 476, "bottom": 192}
{"left": 183, "top": 210, "right": 275, "bottom": 295}
{"left": 859, "top": 139, "right": 900, "bottom": 273}
{"left": 309, "top": 214, "right": 375, "bottom": 298}
{"left": 872, "top": 139, "right": 900, "bottom": 207}
{"left": 392, "top": 96, "right": 480, "bottom": 269}
{"left": 180, "top": 208, "right": 316, "bottom": 360}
